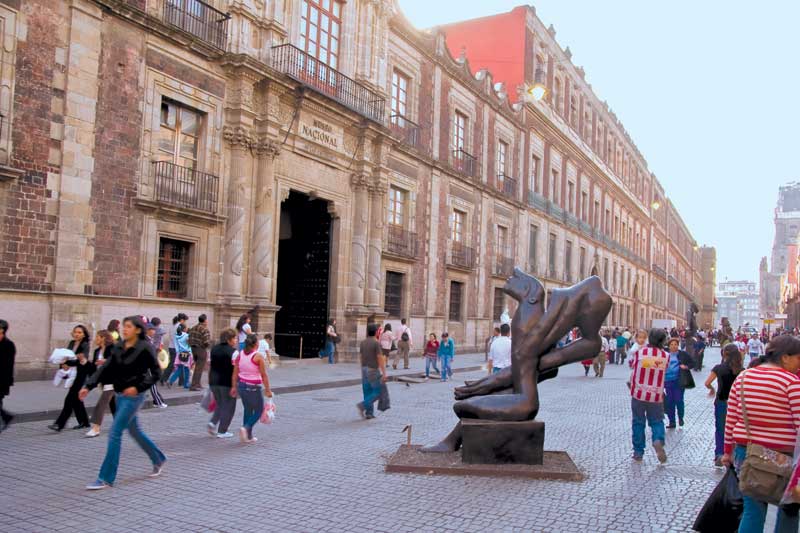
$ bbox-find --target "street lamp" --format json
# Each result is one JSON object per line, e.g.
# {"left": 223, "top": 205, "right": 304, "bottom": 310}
{"left": 651, "top": 198, "right": 661, "bottom": 211}
{"left": 527, "top": 65, "right": 547, "bottom": 102}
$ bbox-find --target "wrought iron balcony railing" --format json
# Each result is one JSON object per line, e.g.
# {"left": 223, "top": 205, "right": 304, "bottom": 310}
{"left": 447, "top": 241, "right": 476, "bottom": 270}
{"left": 528, "top": 191, "right": 548, "bottom": 211}
{"left": 565, "top": 212, "right": 579, "bottom": 229}
{"left": 389, "top": 114, "right": 421, "bottom": 149}
{"left": 451, "top": 148, "right": 477, "bottom": 178}
{"left": 385, "top": 225, "right": 418, "bottom": 259}
{"left": 498, "top": 174, "right": 517, "bottom": 200}
{"left": 163, "top": 0, "right": 230, "bottom": 50}
{"left": 493, "top": 255, "right": 515, "bottom": 278}
{"left": 152, "top": 160, "right": 219, "bottom": 212}
{"left": 652, "top": 264, "right": 667, "bottom": 278}
{"left": 271, "top": 44, "right": 385, "bottom": 123}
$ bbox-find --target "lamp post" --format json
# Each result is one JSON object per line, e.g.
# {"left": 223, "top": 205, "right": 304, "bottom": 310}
{"left": 526, "top": 65, "right": 547, "bottom": 102}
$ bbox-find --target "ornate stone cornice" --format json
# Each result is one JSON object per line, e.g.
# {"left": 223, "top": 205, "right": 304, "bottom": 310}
{"left": 255, "top": 138, "right": 282, "bottom": 159}
{"left": 368, "top": 181, "right": 388, "bottom": 196}
{"left": 223, "top": 125, "right": 255, "bottom": 149}
{"left": 350, "top": 173, "right": 370, "bottom": 191}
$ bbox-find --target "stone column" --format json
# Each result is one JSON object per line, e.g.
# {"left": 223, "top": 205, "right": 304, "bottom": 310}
{"left": 366, "top": 181, "right": 387, "bottom": 307}
{"left": 222, "top": 126, "right": 254, "bottom": 299}
{"left": 248, "top": 138, "right": 281, "bottom": 302}
{"left": 349, "top": 173, "right": 370, "bottom": 307}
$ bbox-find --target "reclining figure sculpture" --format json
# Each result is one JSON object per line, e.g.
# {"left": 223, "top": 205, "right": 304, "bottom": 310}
{"left": 423, "top": 268, "right": 612, "bottom": 453}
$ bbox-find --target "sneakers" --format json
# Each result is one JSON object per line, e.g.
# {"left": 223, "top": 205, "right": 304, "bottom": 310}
{"left": 217, "top": 432, "right": 234, "bottom": 439}
{"left": 356, "top": 402, "right": 366, "bottom": 419}
{"left": 653, "top": 441, "right": 667, "bottom": 464}
{"left": 85, "top": 425, "right": 101, "bottom": 438}
{"left": 148, "top": 462, "right": 165, "bottom": 478}
{"left": 157, "top": 403, "right": 168, "bottom": 409}
{"left": 86, "top": 480, "right": 110, "bottom": 491}
{"left": 666, "top": 424, "right": 677, "bottom": 429}
{"left": 47, "top": 423, "right": 62, "bottom": 432}
{"left": 207, "top": 422, "right": 217, "bottom": 436}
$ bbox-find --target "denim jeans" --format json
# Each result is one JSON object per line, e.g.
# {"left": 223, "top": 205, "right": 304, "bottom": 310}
{"left": 734, "top": 445, "right": 800, "bottom": 533}
{"left": 97, "top": 393, "right": 165, "bottom": 485}
{"left": 210, "top": 385, "right": 236, "bottom": 434}
{"left": 664, "top": 380, "right": 685, "bottom": 424}
{"left": 237, "top": 381, "right": 263, "bottom": 439}
{"left": 319, "top": 340, "right": 335, "bottom": 364}
{"left": 714, "top": 399, "right": 727, "bottom": 458}
{"left": 168, "top": 365, "right": 190, "bottom": 389}
{"left": 359, "top": 367, "right": 382, "bottom": 416}
{"left": 631, "top": 398, "right": 666, "bottom": 457}
{"left": 440, "top": 355, "right": 453, "bottom": 381}
{"left": 424, "top": 357, "right": 439, "bottom": 377}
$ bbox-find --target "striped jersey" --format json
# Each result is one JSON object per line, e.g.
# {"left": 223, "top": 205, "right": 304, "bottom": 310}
{"left": 723, "top": 366, "right": 800, "bottom": 455}
{"left": 629, "top": 345, "right": 669, "bottom": 403}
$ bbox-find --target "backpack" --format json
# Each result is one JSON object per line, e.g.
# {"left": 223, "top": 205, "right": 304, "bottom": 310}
{"left": 401, "top": 330, "right": 410, "bottom": 342}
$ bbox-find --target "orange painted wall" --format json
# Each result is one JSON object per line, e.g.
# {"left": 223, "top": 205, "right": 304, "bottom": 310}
{"left": 439, "top": 6, "right": 528, "bottom": 101}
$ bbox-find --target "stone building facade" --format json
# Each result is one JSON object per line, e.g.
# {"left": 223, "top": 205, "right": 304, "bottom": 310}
{"left": 0, "top": 0, "right": 703, "bottom": 379}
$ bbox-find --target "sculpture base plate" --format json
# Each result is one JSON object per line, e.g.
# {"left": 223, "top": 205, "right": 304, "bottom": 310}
{"left": 385, "top": 445, "right": 584, "bottom": 481}
{"left": 462, "top": 419, "right": 544, "bottom": 465}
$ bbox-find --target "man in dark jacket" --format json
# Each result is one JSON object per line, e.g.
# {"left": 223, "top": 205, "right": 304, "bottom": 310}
{"left": 188, "top": 314, "right": 212, "bottom": 391}
{"left": 206, "top": 328, "right": 237, "bottom": 437}
{"left": 0, "top": 319, "right": 15, "bottom": 432}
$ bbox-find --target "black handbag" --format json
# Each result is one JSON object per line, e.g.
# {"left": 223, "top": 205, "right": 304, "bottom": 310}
{"left": 679, "top": 368, "right": 696, "bottom": 389}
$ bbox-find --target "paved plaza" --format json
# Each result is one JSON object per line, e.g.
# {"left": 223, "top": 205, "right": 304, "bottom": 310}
{"left": 1, "top": 350, "right": 730, "bottom": 532}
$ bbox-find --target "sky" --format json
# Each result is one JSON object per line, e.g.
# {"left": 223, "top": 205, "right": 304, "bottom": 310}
{"left": 398, "top": 0, "right": 800, "bottom": 287}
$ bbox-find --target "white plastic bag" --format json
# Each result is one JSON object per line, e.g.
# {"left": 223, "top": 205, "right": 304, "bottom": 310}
{"left": 48, "top": 348, "right": 76, "bottom": 364}
{"left": 260, "top": 397, "right": 276, "bottom": 424}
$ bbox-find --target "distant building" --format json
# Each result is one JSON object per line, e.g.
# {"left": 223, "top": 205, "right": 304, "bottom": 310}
{"left": 717, "top": 280, "right": 760, "bottom": 330}
{"left": 699, "top": 247, "right": 717, "bottom": 330}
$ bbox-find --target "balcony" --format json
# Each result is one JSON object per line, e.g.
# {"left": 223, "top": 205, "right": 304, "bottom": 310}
{"left": 451, "top": 148, "right": 478, "bottom": 178}
{"left": 492, "top": 255, "right": 515, "bottom": 278}
{"left": 550, "top": 202, "right": 565, "bottom": 220}
{"left": 579, "top": 220, "right": 593, "bottom": 237}
{"left": 152, "top": 160, "right": 219, "bottom": 213}
{"left": 384, "top": 225, "right": 418, "bottom": 260}
{"left": 565, "top": 212, "right": 579, "bottom": 229}
{"left": 652, "top": 264, "right": 667, "bottom": 279}
{"left": 163, "top": 0, "right": 230, "bottom": 50}
{"left": 528, "top": 191, "right": 548, "bottom": 212}
{"left": 447, "top": 242, "right": 476, "bottom": 270}
{"left": 271, "top": 44, "right": 385, "bottom": 123}
{"left": 497, "top": 174, "right": 517, "bottom": 200}
{"left": 389, "top": 115, "right": 421, "bottom": 149}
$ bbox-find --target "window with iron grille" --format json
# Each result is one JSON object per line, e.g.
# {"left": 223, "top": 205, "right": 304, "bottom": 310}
{"left": 157, "top": 238, "right": 192, "bottom": 298}
{"left": 603, "top": 258, "right": 609, "bottom": 288}
{"left": 453, "top": 111, "right": 467, "bottom": 152}
{"left": 548, "top": 233, "right": 557, "bottom": 277}
{"left": 497, "top": 140, "right": 508, "bottom": 179}
{"left": 581, "top": 192, "right": 588, "bottom": 221}
{"left": 384, "top": 271, "right": 403, "bottom": 318}
{"left": 528, "top": 225, "right": 538, "bottom": 271}
{"left": 300, "top": 0, "right": 343, "bottom": 69}
{"left": 391, "top": 69, "right": 409, "bottom": 123}
{"left": 565, "top": 240, "right": 572, "bottom": 281}
{"left": 567, "top": 181, "right": 575, "bottom": 213}
{"left": 531, "top": 154, "right": 540, "bottom": 193}
{"left": 388, "top": 186, "right": 405, "bottom": 227}
{"left": 579, "top": 247, "right": 586, "bottom": 279}
{"left": 496, "top": 225, "right": 508, "bottom": 257}
{"left": 449, "top": 281, "right": 463, "bottom": 322}
{"left": 493, "top": 287, "right": 505, "bottom": 322}
{"left": 158, "top": 99, "right": 201, "bottom": 169}
{"left": 451, "top": 209, "right": 465, "bottom": 243}
{"left": 550, "top": 168, "right": 560, "bottom": 204}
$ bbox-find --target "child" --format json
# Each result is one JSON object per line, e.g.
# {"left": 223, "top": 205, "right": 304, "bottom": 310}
{"left": 423, "top": 333, "right": 440, "bottom": 379}
{"left": 628, "top": 328, "right": 669, "bottom": 463}
{"left": 168, "top": 324, "right": 193, "bottom": 390}
{"left": 257, "top": 333, "right": 274, "bottom": 367}
{"left": 580, "top": 357, "right": 593, "bottom": 376}
{"left": 437, "top": 332, "right": 455, "bottom": 382}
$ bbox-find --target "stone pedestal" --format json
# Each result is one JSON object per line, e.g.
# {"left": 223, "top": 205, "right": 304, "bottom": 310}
{"left": 462, "top": 419, "right": 545, "bottom": 465}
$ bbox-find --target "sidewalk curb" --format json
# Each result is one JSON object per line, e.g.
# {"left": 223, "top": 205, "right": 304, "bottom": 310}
{"left": 11, "top": 364, "right": 485, "bottom": 423}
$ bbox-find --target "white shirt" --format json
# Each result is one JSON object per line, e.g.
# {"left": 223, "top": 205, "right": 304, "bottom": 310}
{"left": 488, "top": 335, "right": 512, "bottom": 369}
{"left": 398, "top": 325, "right": 412, "bottom": 345}
{"left": 735, "top": 340, "right": 746, "bottom": 353}
{"left": 257, "top": 339, "right": 270, "bottom": 357}
{"left": 747, "top": 338, "right": 764, "bottom": 355}
{"left": 601, "top": 337, "right": 610, "bottom": 352}
{"left": 238, "top": 323, "right": 252, "bottom": 344}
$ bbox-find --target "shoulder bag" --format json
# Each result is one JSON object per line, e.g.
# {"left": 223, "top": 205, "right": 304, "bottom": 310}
{"left": 738, "top": 371, "right": 794, "bottom": 505}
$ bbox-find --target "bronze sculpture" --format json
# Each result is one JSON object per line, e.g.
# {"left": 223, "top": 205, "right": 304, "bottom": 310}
{"left": 423, "top": 268, "right": 612, "bottom": 453}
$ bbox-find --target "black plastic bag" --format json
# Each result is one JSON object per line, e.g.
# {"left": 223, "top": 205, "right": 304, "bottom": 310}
{"left": 693, "top": 466, "right": 743, "bottom": 532}
{"left": 378, "top": 383, "right": 390, "bottom": 412}
{"left": 680, "top": 368, "right": 696, "bottom": 389}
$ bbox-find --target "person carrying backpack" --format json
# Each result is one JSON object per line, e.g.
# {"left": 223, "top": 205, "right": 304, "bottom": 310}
{"left": 394, "top": 318, "right": 412, "bottom": 370}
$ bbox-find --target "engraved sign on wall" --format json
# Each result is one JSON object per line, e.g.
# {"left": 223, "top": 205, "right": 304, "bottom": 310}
{"left": 299, "top": 113, "right": 343, "bottom": 152}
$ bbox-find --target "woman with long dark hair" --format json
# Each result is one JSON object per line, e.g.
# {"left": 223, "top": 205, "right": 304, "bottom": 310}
{"left": 318, "top": 318, "right": 338, "bottom": 364}
{"left": 48, "top": 325, "right": 92, "bottom": 431}
{"left": 705, "top": 343, "right": 743, "bottom": 466}
{"left": 85, "top": 330, "right": 116, "bottom": 438}
{"left": 106, "top": 319, "right": 121, "bottom": 343}
{"left": 231, "top": 333, "right": 272, "bottom": 443}
{"left": 80, "top": 315, "right": 166, "bottom": 490}
{"left": 235, "top": 314, "right": 252, "bottom": 351}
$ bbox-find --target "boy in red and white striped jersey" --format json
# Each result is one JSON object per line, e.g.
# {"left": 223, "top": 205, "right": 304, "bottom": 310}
{"left": 628, "top": 328, "right": 669, "bottom": 463}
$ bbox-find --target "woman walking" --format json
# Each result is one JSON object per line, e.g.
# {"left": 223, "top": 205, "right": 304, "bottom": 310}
{"left": 664, "top": 337, "right": 693, "bottom": 429}
{"left": 48, "top": 325, "right": 93, "bottom": 432}
{"left": 207, "top": 328, "right": 237, "bottom": 438}
{"left": 379, "top": 324, "right": 395, "bottom": 368}
{"left": 85, "top": 330, "right": 116, "bottom": 438}
{"left": 722, "top": 335, "right": 800, "bottom": 531}
{"left": 318, "top": 319, "right": 338, "bottom": 364}
{"left": 423, "top": 333, "right": 440, "bottom": 380}
{"left": 231, "top": 334, "right": 273, "bottom": 443}
{"left": 235, "top": 314, "right": 252, "bottom": 351}
{"left": 80, "top": 315, "right": 166, "bottom": 490}
{"left": 167, "top": 325, "right": 192, "bottom": 390}
{"left": 704, "top": 343, "right": 742, "bottom": 466}
{"left": 106, "top": 319, "right": 121, "bottom": 343}
{"left": 437, "top": 332, "right": 455, "bottom": 382}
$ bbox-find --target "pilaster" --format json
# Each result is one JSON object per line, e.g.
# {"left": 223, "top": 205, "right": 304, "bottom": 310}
{"left": 248, "top": 137, "right": 281, "bottom": 303}
{"left": 348, "top": 173, "right": 370, "bottom": 308}
{"left": 366, "top": 180, "right": 387, "bottom": 307}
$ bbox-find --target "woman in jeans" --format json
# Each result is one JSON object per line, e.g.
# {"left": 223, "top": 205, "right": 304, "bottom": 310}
{"left": 207, "top": 328, "right": 237, "bottom": 438}
{"left": 319, "top": 318, "right": 338, "bottom": 364}
{"left": 80, "top": 315, "right": 166, "bottom": 490}
{"left": 85, "top": 330, "right": 115, "bottom": 438}
{"left": 664, "top": 338, "right": 693, "bottom": 428}
{"left": 722, "top": 335, "right": 800, "bottom": 532}
{"left": 231, "top": 334, "right": 272, "bottom": 443}
{"left": 423, "top": 333, "right": 440, "bottom": 379}
{"left": 704, "top": 343, "right": 742, "bottom": 466}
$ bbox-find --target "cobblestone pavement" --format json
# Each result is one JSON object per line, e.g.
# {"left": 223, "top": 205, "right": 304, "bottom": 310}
{"left": 1, "top": 349, "right": 733, "bottom": 532}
